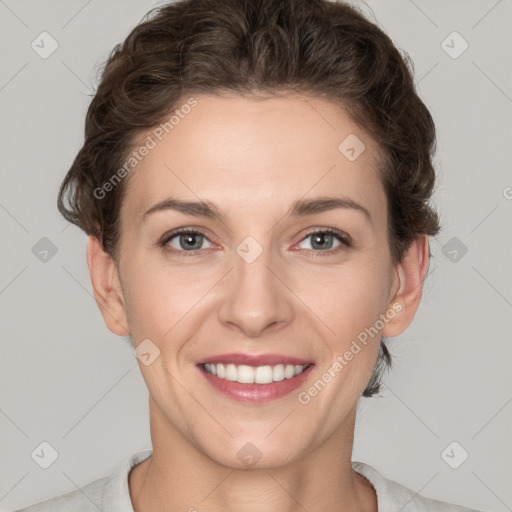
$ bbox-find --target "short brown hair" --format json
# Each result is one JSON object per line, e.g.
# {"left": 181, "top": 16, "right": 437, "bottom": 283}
{"left": 58, "top": 0, "right": 441, "bottom": 397}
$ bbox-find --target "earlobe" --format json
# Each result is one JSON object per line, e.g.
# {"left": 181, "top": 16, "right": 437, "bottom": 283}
{"left": 382, "top": 235, "right": 430, "bottom": 338}
{"left": 86, "top": 235, "right": 130, "bottom": 336}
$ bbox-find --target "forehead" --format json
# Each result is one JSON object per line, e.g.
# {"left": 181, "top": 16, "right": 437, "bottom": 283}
{"left": 120, "top": 93, "right": 386, "bottom": 226}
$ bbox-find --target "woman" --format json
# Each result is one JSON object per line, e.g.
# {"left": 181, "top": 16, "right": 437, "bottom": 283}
{"left": 17, "top": 0, "right": 485, "bottom": 510}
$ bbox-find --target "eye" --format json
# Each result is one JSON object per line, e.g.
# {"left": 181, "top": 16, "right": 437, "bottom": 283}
{"left": 161, "top": 229, "right": 214, "bottom": 256}
{"left": 159, "top": 227, "right": 351, "bottom": 258}
{"left": 296, "top": 229, "right": 350, "bottom": 256}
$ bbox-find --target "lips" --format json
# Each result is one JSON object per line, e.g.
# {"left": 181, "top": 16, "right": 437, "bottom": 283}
{"left": 196, "top": 352, "right": 313, "bottom": 367}
{"left": 198, "top": 363, "right": 316, "bottom": 402}
{"left": 195, "top": 352, "right": 316, "bottom": 402}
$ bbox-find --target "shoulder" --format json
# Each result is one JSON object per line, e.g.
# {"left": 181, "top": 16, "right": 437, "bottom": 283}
{"left": 352, "top": 461, "right": 484, "bottom": 512}
{"left": 14, "top": 449, "right": 153, "bottom": 512}
{"left": 13, "top": 476, "right": 108, "bottom": 512}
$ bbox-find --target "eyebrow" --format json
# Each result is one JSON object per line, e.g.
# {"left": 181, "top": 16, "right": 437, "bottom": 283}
{"left": 141, "top": 195, "right": 372, "bottom": 224}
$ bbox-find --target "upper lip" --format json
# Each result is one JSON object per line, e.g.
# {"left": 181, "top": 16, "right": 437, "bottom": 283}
{"left": 196, "top": 353, "right": 314, "bottom": 367}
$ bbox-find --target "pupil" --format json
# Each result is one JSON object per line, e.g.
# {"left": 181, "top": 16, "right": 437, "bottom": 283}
{"left": 182, "top": 233, "right": 201, "bottom": 250}
{"left": 312, "top": 233, "right": 332, "bottom": 250}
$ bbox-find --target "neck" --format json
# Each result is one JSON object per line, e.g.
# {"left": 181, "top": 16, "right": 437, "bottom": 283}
{"left": 129, "top": 399, "right": 377, "bottom": 512}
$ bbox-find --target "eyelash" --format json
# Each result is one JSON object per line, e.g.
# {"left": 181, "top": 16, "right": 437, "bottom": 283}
{"left": 159, "top": 227, "right": 351, "bottom": 258}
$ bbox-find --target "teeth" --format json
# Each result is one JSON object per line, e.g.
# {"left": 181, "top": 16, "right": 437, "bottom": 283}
{"left": 237, "top": 365, "right": 255, "bottom": 383}
{"left": 225, "top": 364, "right": 237, "bottom": 382}
{"left": 273, "top": 364, "right": 285, "bottom": 382}
{"left": 203, "top": 362, "right": 309, "bottom": 384}
{"left": 255, "top": 365, "right": 273, "bottom": 383}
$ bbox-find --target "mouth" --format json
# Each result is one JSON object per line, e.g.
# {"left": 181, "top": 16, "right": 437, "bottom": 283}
{"left": 202, "top": 362, "right": 312, "bottom": 384}
{"left": 196, "top": 353, "right": 315, "bottom": 403}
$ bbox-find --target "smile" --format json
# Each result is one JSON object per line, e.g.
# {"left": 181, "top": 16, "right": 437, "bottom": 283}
{"left": 203, "top": 362, "right": 310, "bottom": 384}
{"left": 197, "top": 360, "right": 315, "bottom": 403}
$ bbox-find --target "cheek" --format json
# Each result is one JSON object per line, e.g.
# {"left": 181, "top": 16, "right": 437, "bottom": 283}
{"left": 296, "top": 269, "right": 386, "bottom": 409}
{"left": 121, "top": 259, "right": 213, "bottom": 341}
{"left": 298, "top": 262, "right": 389, "bottom": 340}
{"left": 295, "top": 262, "right": 388, "bottom": 396}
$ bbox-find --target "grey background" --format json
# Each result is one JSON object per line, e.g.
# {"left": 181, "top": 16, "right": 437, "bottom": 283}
{"left": 1, "top": 0, "right": 511, "bottom": 510}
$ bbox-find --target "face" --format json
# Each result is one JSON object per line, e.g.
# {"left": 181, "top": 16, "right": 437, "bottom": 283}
{"left": 97, "top": 92, "right": 409, "bottom": 469}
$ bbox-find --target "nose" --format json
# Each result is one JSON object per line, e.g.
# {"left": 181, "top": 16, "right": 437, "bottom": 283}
{"left": 218, "top": 244, "right": 295, "bottom": 338}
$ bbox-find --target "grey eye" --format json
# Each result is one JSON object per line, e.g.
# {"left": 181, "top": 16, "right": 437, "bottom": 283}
{"left": 299, "top": 231, "right": 344, "bottom": 251}
{"left": 166, "top": 231, "right": 213, "bottom": 251}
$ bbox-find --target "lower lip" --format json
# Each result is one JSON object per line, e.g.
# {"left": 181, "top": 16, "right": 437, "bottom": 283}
{"left": 198, "top": 364, "right": 315, "bottom": 403}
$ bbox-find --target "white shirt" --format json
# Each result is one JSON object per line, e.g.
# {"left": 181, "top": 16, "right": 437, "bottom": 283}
{"left": 15, "top": 449, "right": 482, "bottom": 511}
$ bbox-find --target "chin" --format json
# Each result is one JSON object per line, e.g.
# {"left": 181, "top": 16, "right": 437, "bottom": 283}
{"left": 200, "top": 436, "right": 306, "bottom": 471}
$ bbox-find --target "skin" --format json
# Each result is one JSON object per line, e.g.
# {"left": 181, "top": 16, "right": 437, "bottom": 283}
{"left": 86, "top": 92, "right": 430, "bottom": 512}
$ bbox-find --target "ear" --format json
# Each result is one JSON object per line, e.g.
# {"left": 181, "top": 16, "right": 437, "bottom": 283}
{"left": 86, "top": 235, "right": 130, "bottom": 336}
{"left": 382, "top": 234, "right": 431, "bottom": 338}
